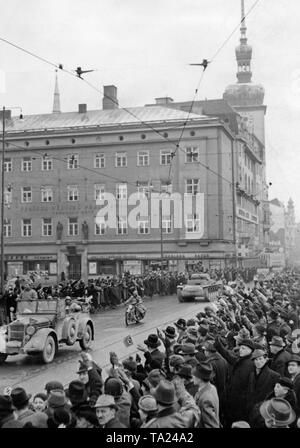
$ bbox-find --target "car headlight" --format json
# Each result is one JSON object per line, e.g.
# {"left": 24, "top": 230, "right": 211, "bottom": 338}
{"left": 26, "top": 326, "right": 35, "bottom": 336}
{"left": 0, "top": 326, "right": 7, "bottom": 334}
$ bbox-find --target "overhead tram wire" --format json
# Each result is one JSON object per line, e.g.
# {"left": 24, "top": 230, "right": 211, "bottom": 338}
{"left": 0, "top": 0, "right": 262, "bottom": 191}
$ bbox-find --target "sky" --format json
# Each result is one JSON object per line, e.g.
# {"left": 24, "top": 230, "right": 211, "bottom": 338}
{"left": 0, "top": 0, "right": 299, "bottom": 219}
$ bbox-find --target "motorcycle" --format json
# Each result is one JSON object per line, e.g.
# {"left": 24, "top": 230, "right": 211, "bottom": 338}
{"left": 125, "top": 303, "right": 146, "bottom": 326}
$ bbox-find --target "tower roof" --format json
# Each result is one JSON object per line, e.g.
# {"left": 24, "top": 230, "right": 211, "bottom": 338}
{"left": 52, "top": 71, "right": 61, "bottom": 114}
{"left": 223, "top": 0, "right": 265, "bottom": 107}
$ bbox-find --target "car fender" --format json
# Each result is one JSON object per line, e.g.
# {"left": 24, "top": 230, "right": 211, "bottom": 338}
{"left": 77, "top": 317, "right": 94, "bottom": 340}
{"left": 61, "top": 316, "right": 79, "bottom": 341}
{"left": 23, "top": 328, "right": 58, "bottom": 353}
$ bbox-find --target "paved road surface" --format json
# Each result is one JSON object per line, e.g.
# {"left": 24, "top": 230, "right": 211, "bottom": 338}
{"left": 0, "top": 294, "right": 208, "bottom": 395}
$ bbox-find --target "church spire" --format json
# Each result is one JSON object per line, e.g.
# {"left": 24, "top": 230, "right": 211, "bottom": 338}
{"left": 52, "top": 70, "right": 61, "bottom": 113}
{"left": 235, "top": 0, "right": 252, "bottom": 83}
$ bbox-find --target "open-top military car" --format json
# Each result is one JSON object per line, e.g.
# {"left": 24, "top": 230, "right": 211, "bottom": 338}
{"left": 177, "top": 273, "right": 222, "bottom": 303}
{"left": 0, "top": 298, "right": 94, "bottom": 364}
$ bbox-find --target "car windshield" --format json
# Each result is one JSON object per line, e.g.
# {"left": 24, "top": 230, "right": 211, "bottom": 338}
{"left": 17, "top": 300, "right": 57, "bottom": 314}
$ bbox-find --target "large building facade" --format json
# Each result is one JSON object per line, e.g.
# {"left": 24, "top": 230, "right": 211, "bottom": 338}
{"left": 1, "top": 88, "right": 236, "bottom": 281}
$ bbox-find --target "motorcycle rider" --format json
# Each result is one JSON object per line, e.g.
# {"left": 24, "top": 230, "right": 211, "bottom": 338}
{"left": 124, "top": 290, "right": 146, "bottom": 321}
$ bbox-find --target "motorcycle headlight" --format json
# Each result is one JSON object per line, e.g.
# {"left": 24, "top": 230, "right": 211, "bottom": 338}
{"left": 26, "top": 325, "right": 35, "bottom": 336}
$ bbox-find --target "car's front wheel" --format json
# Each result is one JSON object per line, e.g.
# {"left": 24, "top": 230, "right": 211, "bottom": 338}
{"left": 79, "top": 324, "right": 93, "bottom": 350}
{"left": 41, "top": 335, "right": 56, "bottom": 363}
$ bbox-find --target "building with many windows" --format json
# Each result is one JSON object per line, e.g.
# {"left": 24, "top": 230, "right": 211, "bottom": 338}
{"left": 1, "top": 89, "right": 237, "bottom": 280}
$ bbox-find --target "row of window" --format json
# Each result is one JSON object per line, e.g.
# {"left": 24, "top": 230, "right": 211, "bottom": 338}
{"left": 3, "top": 147, "right": 202, "bottom": 172}
{"left": 3, "top": 215, "right": 201, "bottom": 237}
{"left": 4, "top": 179, "right": 201, "bottom": 204}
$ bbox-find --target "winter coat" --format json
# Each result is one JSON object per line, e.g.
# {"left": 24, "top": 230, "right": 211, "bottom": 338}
{"left": 268, "top": 349, "right": 292, "bottom": 377}
{"left": 194, "top": 382, "right": 220, "bottom": 428}
{"left": 115, "top": 390, "right": 132, "bottom": 428}
{"left": 206, "top": 351, "right": 229, "bottom": 409}
{"left": 293, "top": 372, "right": 300, "bottom": 414}
{"left": 144, "top": 348, "right": 165, "bottom": 371}
{"left": 85, "top": 368, "right": 103, "bottom": 407}
{"left": 247, "top": 364, "right": 280, "bottom": 412}
{"left": 214, "top": 337, "right": 254, "bottom": 423}
{"left": 144, "top": 405, "right": 188, "bottom": 428}
{"left": 101, "top": 417, "right": 127, "bottom": 428}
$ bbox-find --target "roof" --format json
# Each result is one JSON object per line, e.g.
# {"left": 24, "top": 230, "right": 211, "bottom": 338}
{"left": 2, "top": 106, "right": 210, "bottom": 133}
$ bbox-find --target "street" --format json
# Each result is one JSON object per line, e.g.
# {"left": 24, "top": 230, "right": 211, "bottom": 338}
{"left": 0, "top": 294, "right": 206, "bottom": 395}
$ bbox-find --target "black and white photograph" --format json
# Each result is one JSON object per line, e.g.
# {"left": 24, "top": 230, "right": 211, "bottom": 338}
{"left": 0, "top": 0, "right": 300, "bottom": 432}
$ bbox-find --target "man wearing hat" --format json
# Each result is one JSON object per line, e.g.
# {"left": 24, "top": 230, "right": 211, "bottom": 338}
{"left": 192, "top": 362, "right": 220, "bottom": 428}
{"left": 10, "top": 387, "right": 35, "bottom": 425}
{"left": 146, "top": 380, "right": 187, "bottom": 428}
{"left": 266, "top": 309, "right": 281, "bottom": 342}
{"left": 269, "top": 336, "right": 292, "bottom": 377}
{"left": 177, "top": 343, "right": 198, "bottom": 368}
{"left": 94, "top": 394, "right": 126, "bottom": 428}
{"left": 202, "top": 341, "right": 228, "bottom": 422}
{"left": 247, "top": 349, "right": 280, "bottom": 418}
{"left": 77, "top": 359, "right": 103, "bottom": 407}
{"left": 45, "top": 389, "right": 70, "bottom": 421}
{"left": 287, "top": 355, "right": 300, "bottom": 414}
{"left": 137, "top": 334, "right": 165, "bottom": 372}
{"left": 174, "top": 318, "right": 187, "bottom": 344}
{"left": 104, "top": 377, "right": 132, "bottom": 427}
{"left": 214, "top": 336, "right": 255, "bottom": 426}
{"left": 45, "top": 381, "right": 64, "bottom": 397}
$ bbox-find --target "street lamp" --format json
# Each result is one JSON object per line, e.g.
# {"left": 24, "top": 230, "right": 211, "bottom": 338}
{"left": 0, "top": 106, "right": 23, "bottom": 294}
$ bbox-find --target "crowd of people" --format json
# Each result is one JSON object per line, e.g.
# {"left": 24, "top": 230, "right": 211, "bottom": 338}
{"left": 0, "top": 266, "right": 257, "bottom": 325}
{"left": 1, "top": 268, "right": 300, "bottom": 429}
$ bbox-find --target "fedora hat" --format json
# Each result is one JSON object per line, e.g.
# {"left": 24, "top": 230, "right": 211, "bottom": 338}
{"left": 177, "top": 343, "right": 196, "bottom": 356}
{"left": 94, "top": 394, "right": 118, "bottom": 410}
{"left": 138, "top": 395, "right": 158, "bottom": 413}
{"left": 186, "top": 318, "right": 197, "bottom": 327}
{"left": 186, "top": 327, "right": 198, "bottom": 339}
{"left": 152, "top": 380, "right": 176, "bottom": 406}
{"left": 67, "top": 380, "right": 88, "bottom": 404}
{"left": 174, "top": 318, "right": 186, "bottom": 331}
{"left": 77, "top": 360, "right": 89, "bottom": 374}
{"left": 259, "top": 398, "right": 296, "bottom": 427}
{"left": 163, "top": 326, "right": 176, "bottom": 339}
{"left": 238, "top": 339, "right": 255, "bottom": 351}
{"left": 177, "top": 364, "right": 193, "bottom": 380}
{"left": 252, "top": 349, "right": 267, "bottom": 360}
{"left": 144, "top": 334, "right": 161, "bottom": 348}
{"left": 270, "top": 336, "right": 285, "bottom": 348}
{"left": 169, "top": 354, "right": 185, "bottom": 368}
{"left": 192, "top": 362, "right": 213, "bottom": 381}
{"left": 47, "top": 389, "right": 67, "bottom": 408}
{"left": 11, "top": 387, "right": 31, "bottom": 409}
{"left": 286, "top": 355, "right": 300, "bottom": 365}
{"left": 277, "top": 377, "right": 294, "bottom": 389}
{"left": 202, "top": 342, "right": 217, "bottom": 353}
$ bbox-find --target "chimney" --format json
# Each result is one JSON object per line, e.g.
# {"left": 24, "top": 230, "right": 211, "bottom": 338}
{"left": 0, "top": 109, "right": 12, "bottom": 120}
{"left": 155, "top": 97, "right": 174, "bottom": 105}
{"left": 103, "top": 85, "right": 118, "bottom": 110}
{"left": 78, "top": 104, "right": 87, "bottom": 113}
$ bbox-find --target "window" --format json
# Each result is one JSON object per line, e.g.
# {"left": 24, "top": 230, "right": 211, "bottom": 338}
{"left": 116, "top": 183, "right": 127, "bottom": 200}
{"left": 67, "top": 185, "right": 79, "bottom": 201}
{"left": 94, "top": 184, "right": 105, "bottom": 201}
{"left": 4, "top": 158, "right": 12, "bottom": 172}
{"left": 185, "top": 179, "right": 199, "bottom": 195}
{"left": 22, "top": 157, "right": 32, "bottom": 172}
{"left": 42, "top": 218, "right": 52, "bottom": 236}
{"left": 41, "top": 186, "right": 53, "bottom": 202}
{"left": 94, "top": 153, "right": 105, "bottom": 169}
{"left": 67, "top": 154, "right": 79, "bottom": 169}
{"left": 160, "top": 150, "right": 172, "bottom": 165}
{"left": 42, "top": 155, "right": 53, "bottom": 171}
{"left": 185, "top": 214, "right": 201, "bottom": 233}
{"left": 137, "top": 151, "right": 149, "bottom": 166}
{"left": 4, "top": 186, "right": 12, "bottom": 205}
{"left": 68, "top": 217, "right": 78, "bottom": 236}
{"left": 4, "top": 219, "right": 12, "bottom": 237}
{"left": 161, "top": 181, "right": 172, "bottom": 194}
{"left": 95, "top": 218, "right": 105, "bottom": 235}
{"left": 22, "top": 186, "right": 32, "bottom": 203}
{"left": 117, "top": 217, "right": 127, "bottom": 235}
{"left": 22, "top": 219, "right": 32, "bottom": 237}
{"left": 137, "top": 181, "right": 150, "bottom": 198}
{"left": 138, "top": 219, "right": 150, "bottom": 234}
{"left": 186, "top": 147, "right": 199, "bottom": 163}
{"left": 115, "top": 152, "right": 127, "bottom": 167}
{"left": 162, "top": 217, "right": 172, "bottom": 234}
